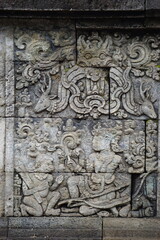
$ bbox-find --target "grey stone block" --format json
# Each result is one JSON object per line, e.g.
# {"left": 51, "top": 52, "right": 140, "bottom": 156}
{"left": 146, "top": 0, "right": 160, "bottom": 9}
{"left": 145, "top": 18, "right": 160, "bottom": 28}
{"left": 157, "top": 173, "right": 160, "bottom": 217}
{"left": 76, "top": 18, "right": 145, "bottom": 29}
{"left": 8, "top": 217, "right": 102, "bottom": 239}
{"left": 146, "top": 0, "right": 160, "bottom": 16}
{"left": 103, "top": 218, "right": 160, "bottom": 239}
{"left": 0, "top": 173, "right": 5, "bottom": 217}
{"left": 0, "top": 0, "right": 144, "bottom": 11}
{"left": 0, "top": 218, "right": 8, "bottom": 238}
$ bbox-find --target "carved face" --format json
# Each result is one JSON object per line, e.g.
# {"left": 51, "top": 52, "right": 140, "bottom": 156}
{"left": 34, "top": 94, "right": 50, "bottom": 113}
{"left": 92, "top": 133, "right": 111, "bottom": 151}
{"left": 86, "top": 69, "right": 101, "bottom": 82}
{"left": 141, "top": 100, "right": 157, "bottom": 119}
{"left": 35, "top": 155, "right": 54, "bottom": 172}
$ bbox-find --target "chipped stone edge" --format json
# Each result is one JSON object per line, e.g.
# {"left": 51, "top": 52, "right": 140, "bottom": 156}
{"left": 4, "top": 118, "right": 14, "bottom": 216}
{"left": 5, "top": 26, "right": 15, "bottom": 117}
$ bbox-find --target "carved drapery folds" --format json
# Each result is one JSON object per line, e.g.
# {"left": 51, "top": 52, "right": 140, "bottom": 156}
{"left": 0, "top": 23, "right": 159, "bottom": 218}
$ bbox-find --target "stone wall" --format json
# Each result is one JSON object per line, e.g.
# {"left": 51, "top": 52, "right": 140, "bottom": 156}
{"left": 0, "top": 1, "right": 160, "bottom": 239}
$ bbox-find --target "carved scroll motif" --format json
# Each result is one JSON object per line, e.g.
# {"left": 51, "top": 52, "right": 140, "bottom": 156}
{"left": 15, "top": 31, "right": 160, "bottom": 119}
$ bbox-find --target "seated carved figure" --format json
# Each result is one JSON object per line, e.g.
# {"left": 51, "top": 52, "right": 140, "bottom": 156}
{"left": 20, "top": 172, "right": 63, "bottom": 216}
{"left": 17, "top": 145, "right": 64, "bottom": 216}
{"left": 62, "top": 124, "right": 130, "bottom": 217}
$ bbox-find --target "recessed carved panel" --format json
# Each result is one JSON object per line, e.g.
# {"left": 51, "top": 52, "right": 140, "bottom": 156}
{"left": 0, "top": 23, "right": 159, "bottom": 218}
{"left": 12, "top": 118, "right": 158, "bottom": 217}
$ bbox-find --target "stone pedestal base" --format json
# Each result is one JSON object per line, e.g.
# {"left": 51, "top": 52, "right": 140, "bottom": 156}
{"left": 0, "top": 217, "right": 160, "bottom": 240}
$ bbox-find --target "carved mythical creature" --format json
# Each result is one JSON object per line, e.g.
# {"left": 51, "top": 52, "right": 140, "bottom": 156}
{"left": 34, "top": 71, "right": 70, "bottom": 114}
{"left": 110, "top": 67, "right": 157, "bottom": 118}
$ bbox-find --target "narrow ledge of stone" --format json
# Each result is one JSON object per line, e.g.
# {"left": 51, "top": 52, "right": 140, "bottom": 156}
{"left": 0, "top": 0, "right": 145, "bottom": 11}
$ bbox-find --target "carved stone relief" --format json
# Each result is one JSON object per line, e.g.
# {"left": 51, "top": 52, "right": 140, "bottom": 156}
{"left": 12, "top": 118, "right": 156, "bottom": 217}
{"left": 14, "top": 118, "right": 146, "bottom": 174}
{"left": 132, "top": 173, "right": 157, "bottom": 217}
{"left": 77, "top": 31, "right": 160, "bottom": 119}
{"left": 15, "top": 63, "right": 109, "bottom": 119}
{"left": 0, "top": 23, "right": 159, "bottom": 218}
{"left": 14, "top": 30, "right": 160, "bottom": 120}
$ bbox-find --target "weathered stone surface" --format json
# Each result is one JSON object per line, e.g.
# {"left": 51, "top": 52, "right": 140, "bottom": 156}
{"left": 157, "top": 173, "right": 160, "bottom": 217}
{"left": 0, "top": 173, "right": 5, "bottom": 217}
{"left": 14, "top": 118, "right": 145, "bottom": 174}
{"left": 0, "top": 218, "right": 7, "bottom": 238}
{"left": 103, "top": 218, "right": 160, "bottom": 240}
{"left": 76, "top": 18, "right": 145, "bottom": 29}
{"left": 8, "top": 217, "right": 102, "bottom": 239}
{"left": 77, "top": 31, "right": 160, "bottom": 119}
{"left": 146, "top": 0, "right": 160, "bottom": 16}
{"left": 0, "top": 27, "right": 15, "bottom": 117}
{"left": 0, "top": 0, "right": 144, "bottom": 11}
{"left": 0, "top": 15, "right": 159, "bottom": 234}
{"left": 146, "top": 120, "right": 158, "bottom": 172}
{"left": 0, "top": 118, "right": 5, "bottom": 172}
{"left": 0, "top": 118, "right": 5, "bottom": 217}
{"left": 132, "top": 173, "right": 157, "bottom": 217}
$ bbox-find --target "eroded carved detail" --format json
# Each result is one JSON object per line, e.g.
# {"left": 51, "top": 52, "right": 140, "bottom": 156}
{"left": 132, "top": 173, "right": 157, "bottom": 217}
{"left": 146, "top": 120, "right": 158, "bottom": 172}
{"left": 77, "top": 32, "right": 160, "bottom": 69}
{"left": 15, "top": 31, "right": 160, "bottom": 119}
{"left": 110, "top": 67, "right": 158, "bottom": 119}
{"left": 16, "top": 63, "right": 109, "bottom": 118}
{"left": 13, "top": 118, "right": 153, "bottom": 217}
{"left": 11, "top": 29, "right": 159, "bottom": 218}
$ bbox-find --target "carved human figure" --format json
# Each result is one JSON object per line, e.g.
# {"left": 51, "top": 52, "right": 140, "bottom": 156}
{"left": 17, "top": 145, "right": 63, "bottom": 216}
{"left": 20, "top": 172, "right": 63, "bottom": 216}
{"left": 65, "top": 124, "right": 126, "bottom": 217}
